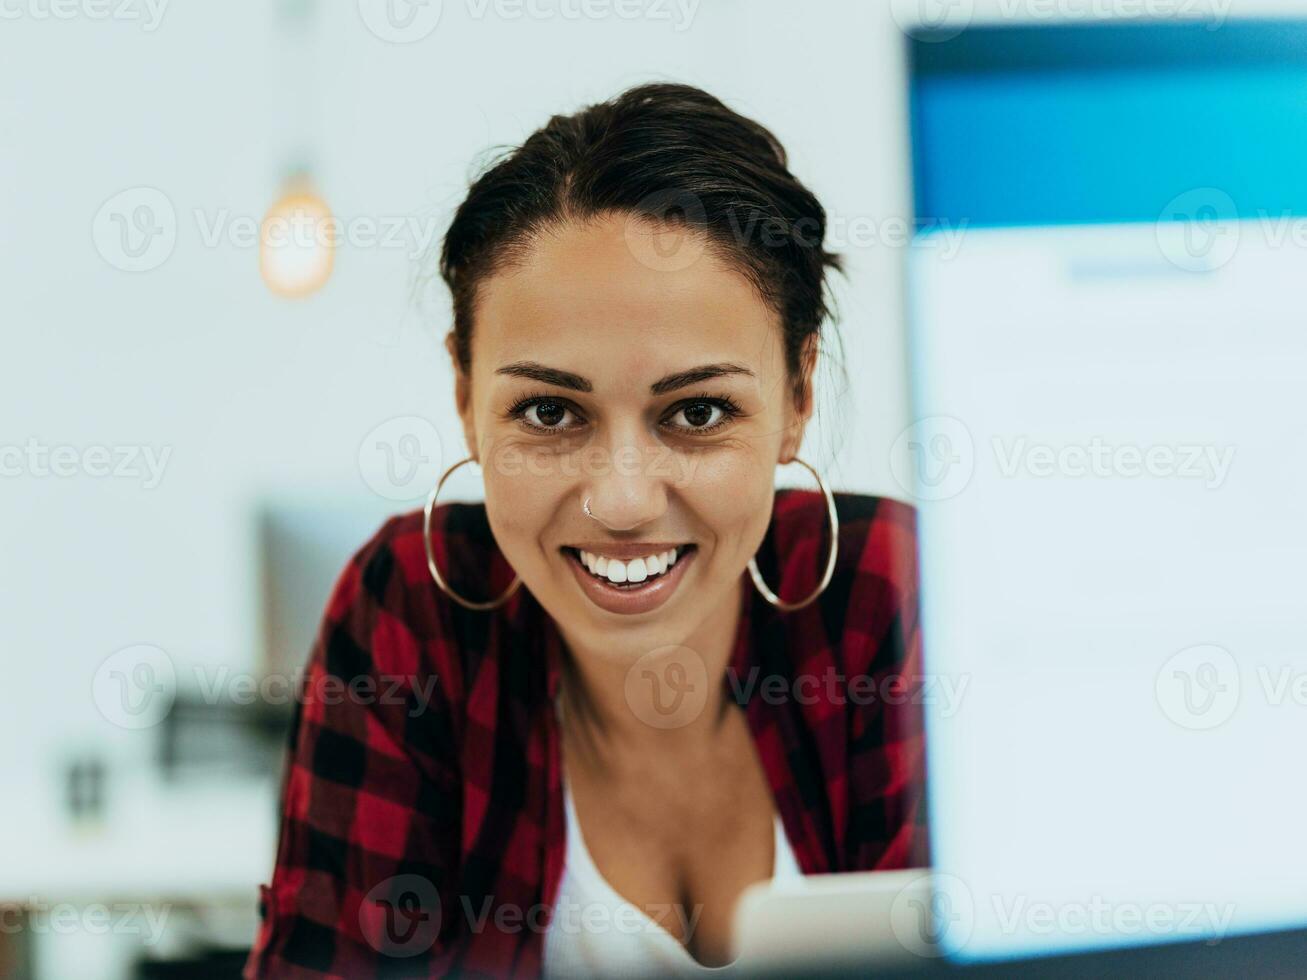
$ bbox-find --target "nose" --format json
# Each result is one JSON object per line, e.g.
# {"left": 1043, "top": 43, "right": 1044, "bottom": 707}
{"left": 580, "top": 432, "right": 670, "bottom": 532}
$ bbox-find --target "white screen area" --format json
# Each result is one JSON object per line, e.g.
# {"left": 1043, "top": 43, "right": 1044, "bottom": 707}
{"left": 905, "top": 223, "right": 1307, "bottom": 961}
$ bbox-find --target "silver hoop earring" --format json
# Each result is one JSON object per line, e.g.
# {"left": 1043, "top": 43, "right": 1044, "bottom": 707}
{"left": 423, "top": 456, "right": 522, "bottom": 612}
{"left": 746, "top": 456, "right": 839, "bottom": 612}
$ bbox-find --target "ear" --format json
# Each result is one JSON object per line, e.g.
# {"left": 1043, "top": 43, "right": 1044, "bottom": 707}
{"left": 780, "top": 333, "right": 818, "bottom": 464}
{"left": 445, "top": 331, "right": 479, "bottom": 461}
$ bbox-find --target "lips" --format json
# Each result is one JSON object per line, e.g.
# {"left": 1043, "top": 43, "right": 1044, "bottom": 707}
{"left": 561, "top": 544, "right": 697, "bottom": 615}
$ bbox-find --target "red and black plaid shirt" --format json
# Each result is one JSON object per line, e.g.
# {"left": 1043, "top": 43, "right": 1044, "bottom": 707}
{"left": 243, "top": 488, "right": 928, "bottom": 979}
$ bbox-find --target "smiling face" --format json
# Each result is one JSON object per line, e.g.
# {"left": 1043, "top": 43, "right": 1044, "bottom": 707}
{"left": 450, "top": 211, "right": 814, "bottom": 656}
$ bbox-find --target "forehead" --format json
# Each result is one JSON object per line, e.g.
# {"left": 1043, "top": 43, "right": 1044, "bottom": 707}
{"left": 470, "top": 212, "right": 784, "bottom": 386}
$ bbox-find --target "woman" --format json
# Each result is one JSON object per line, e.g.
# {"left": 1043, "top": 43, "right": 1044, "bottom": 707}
{"left": 244, "top": 82, "right": 927, "bottom": 979}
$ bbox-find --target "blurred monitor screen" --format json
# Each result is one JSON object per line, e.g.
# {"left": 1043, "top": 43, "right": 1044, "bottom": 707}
{"left": 904, "top": 17, "right": 1307, "bottom": 964}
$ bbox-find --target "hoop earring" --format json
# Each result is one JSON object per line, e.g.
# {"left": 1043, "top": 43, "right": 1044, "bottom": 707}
{"left": 423, "top": 456, "right": 522, "bottom": 612}
{"left": 747, "top": 456, "right": 839, "bottom": 612}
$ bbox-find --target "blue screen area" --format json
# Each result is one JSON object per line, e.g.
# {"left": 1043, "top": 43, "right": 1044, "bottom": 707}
{"left": 909, "top": 20, "right": 1307, "bottom": 227}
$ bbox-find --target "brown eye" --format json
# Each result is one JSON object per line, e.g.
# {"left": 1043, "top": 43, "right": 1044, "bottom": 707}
{"left": 522, "top": 399, "right": 569, "bottom": 428}
{"left": 666, "top": 400, "right": 731, "bottom": 432}
{"left": 682, "top": 402, "right": 715, "bottom": 427}
{"left": 507, "top": 393, "right": 584, "bottom": 433}
{"left": 533, "top": 401, "right": 565, "bottom": 426}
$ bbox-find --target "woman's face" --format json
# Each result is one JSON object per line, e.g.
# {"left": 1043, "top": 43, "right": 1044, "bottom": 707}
{"left": 451, "top": 211, "right": 812, "bottom": 656}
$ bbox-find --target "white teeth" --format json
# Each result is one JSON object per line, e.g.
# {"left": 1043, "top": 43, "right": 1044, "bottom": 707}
{"left": 576, "top": 546, "right": 686, "bottom": 585}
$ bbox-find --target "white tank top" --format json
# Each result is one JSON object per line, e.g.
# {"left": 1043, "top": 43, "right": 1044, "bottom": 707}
{"left": 544, "top": 699, "right": 803, "bottom": 977}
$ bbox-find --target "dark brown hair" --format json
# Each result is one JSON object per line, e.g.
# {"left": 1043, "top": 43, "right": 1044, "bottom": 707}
{"left": 438, "top": 82, "right": 843, "bottom": 404}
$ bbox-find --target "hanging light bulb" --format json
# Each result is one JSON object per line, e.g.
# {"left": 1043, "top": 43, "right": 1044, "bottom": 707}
{"left": 260, "top": 175, "right": 335, "bottom": 299}
{"left": 261, "top": 0, "right": 331, "bottom": 300}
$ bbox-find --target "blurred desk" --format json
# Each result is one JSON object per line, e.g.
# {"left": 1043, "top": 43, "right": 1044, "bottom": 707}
{"left": 5, "top": 773, "right": 276, "bottom": 903}
{"left": 5, "top": 774, "right": 276, "bottom": 980}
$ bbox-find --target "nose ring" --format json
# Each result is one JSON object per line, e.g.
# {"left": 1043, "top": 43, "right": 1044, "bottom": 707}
{"left": 582, "top": 495, "right": 634, "bottom": 532}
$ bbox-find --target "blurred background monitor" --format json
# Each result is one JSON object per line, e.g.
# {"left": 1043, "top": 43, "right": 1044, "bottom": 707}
{"left": 904, "top": 15, "right": 1307, "bottom": 964}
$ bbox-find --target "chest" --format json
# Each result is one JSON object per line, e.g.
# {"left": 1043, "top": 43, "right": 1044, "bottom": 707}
{"left": 559, "top": 712, "right": 781, "bottom": 966}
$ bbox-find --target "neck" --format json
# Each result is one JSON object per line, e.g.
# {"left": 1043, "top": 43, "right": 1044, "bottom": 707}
{"left": 555, "top": 574, "right": 746, "bottom": 758}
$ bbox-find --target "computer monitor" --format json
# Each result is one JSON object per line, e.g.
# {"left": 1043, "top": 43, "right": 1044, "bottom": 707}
{"left": 903, "top": 16, "right": 1307, "bottom": 964}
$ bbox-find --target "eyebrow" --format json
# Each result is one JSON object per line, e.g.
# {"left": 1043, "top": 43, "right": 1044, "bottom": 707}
{"left": 495, "top": 361, "right": 754, "bottom": 395}
{"left": 495, "top": 361, "right": 592, "bottom": 392}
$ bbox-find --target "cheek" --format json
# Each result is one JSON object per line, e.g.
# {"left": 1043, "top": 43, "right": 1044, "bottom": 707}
{"left": 680, "top": 448, "right": 777, "bottom": 559}
{"left": 480, "top": 460, "right": 565, "bottom": 570}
